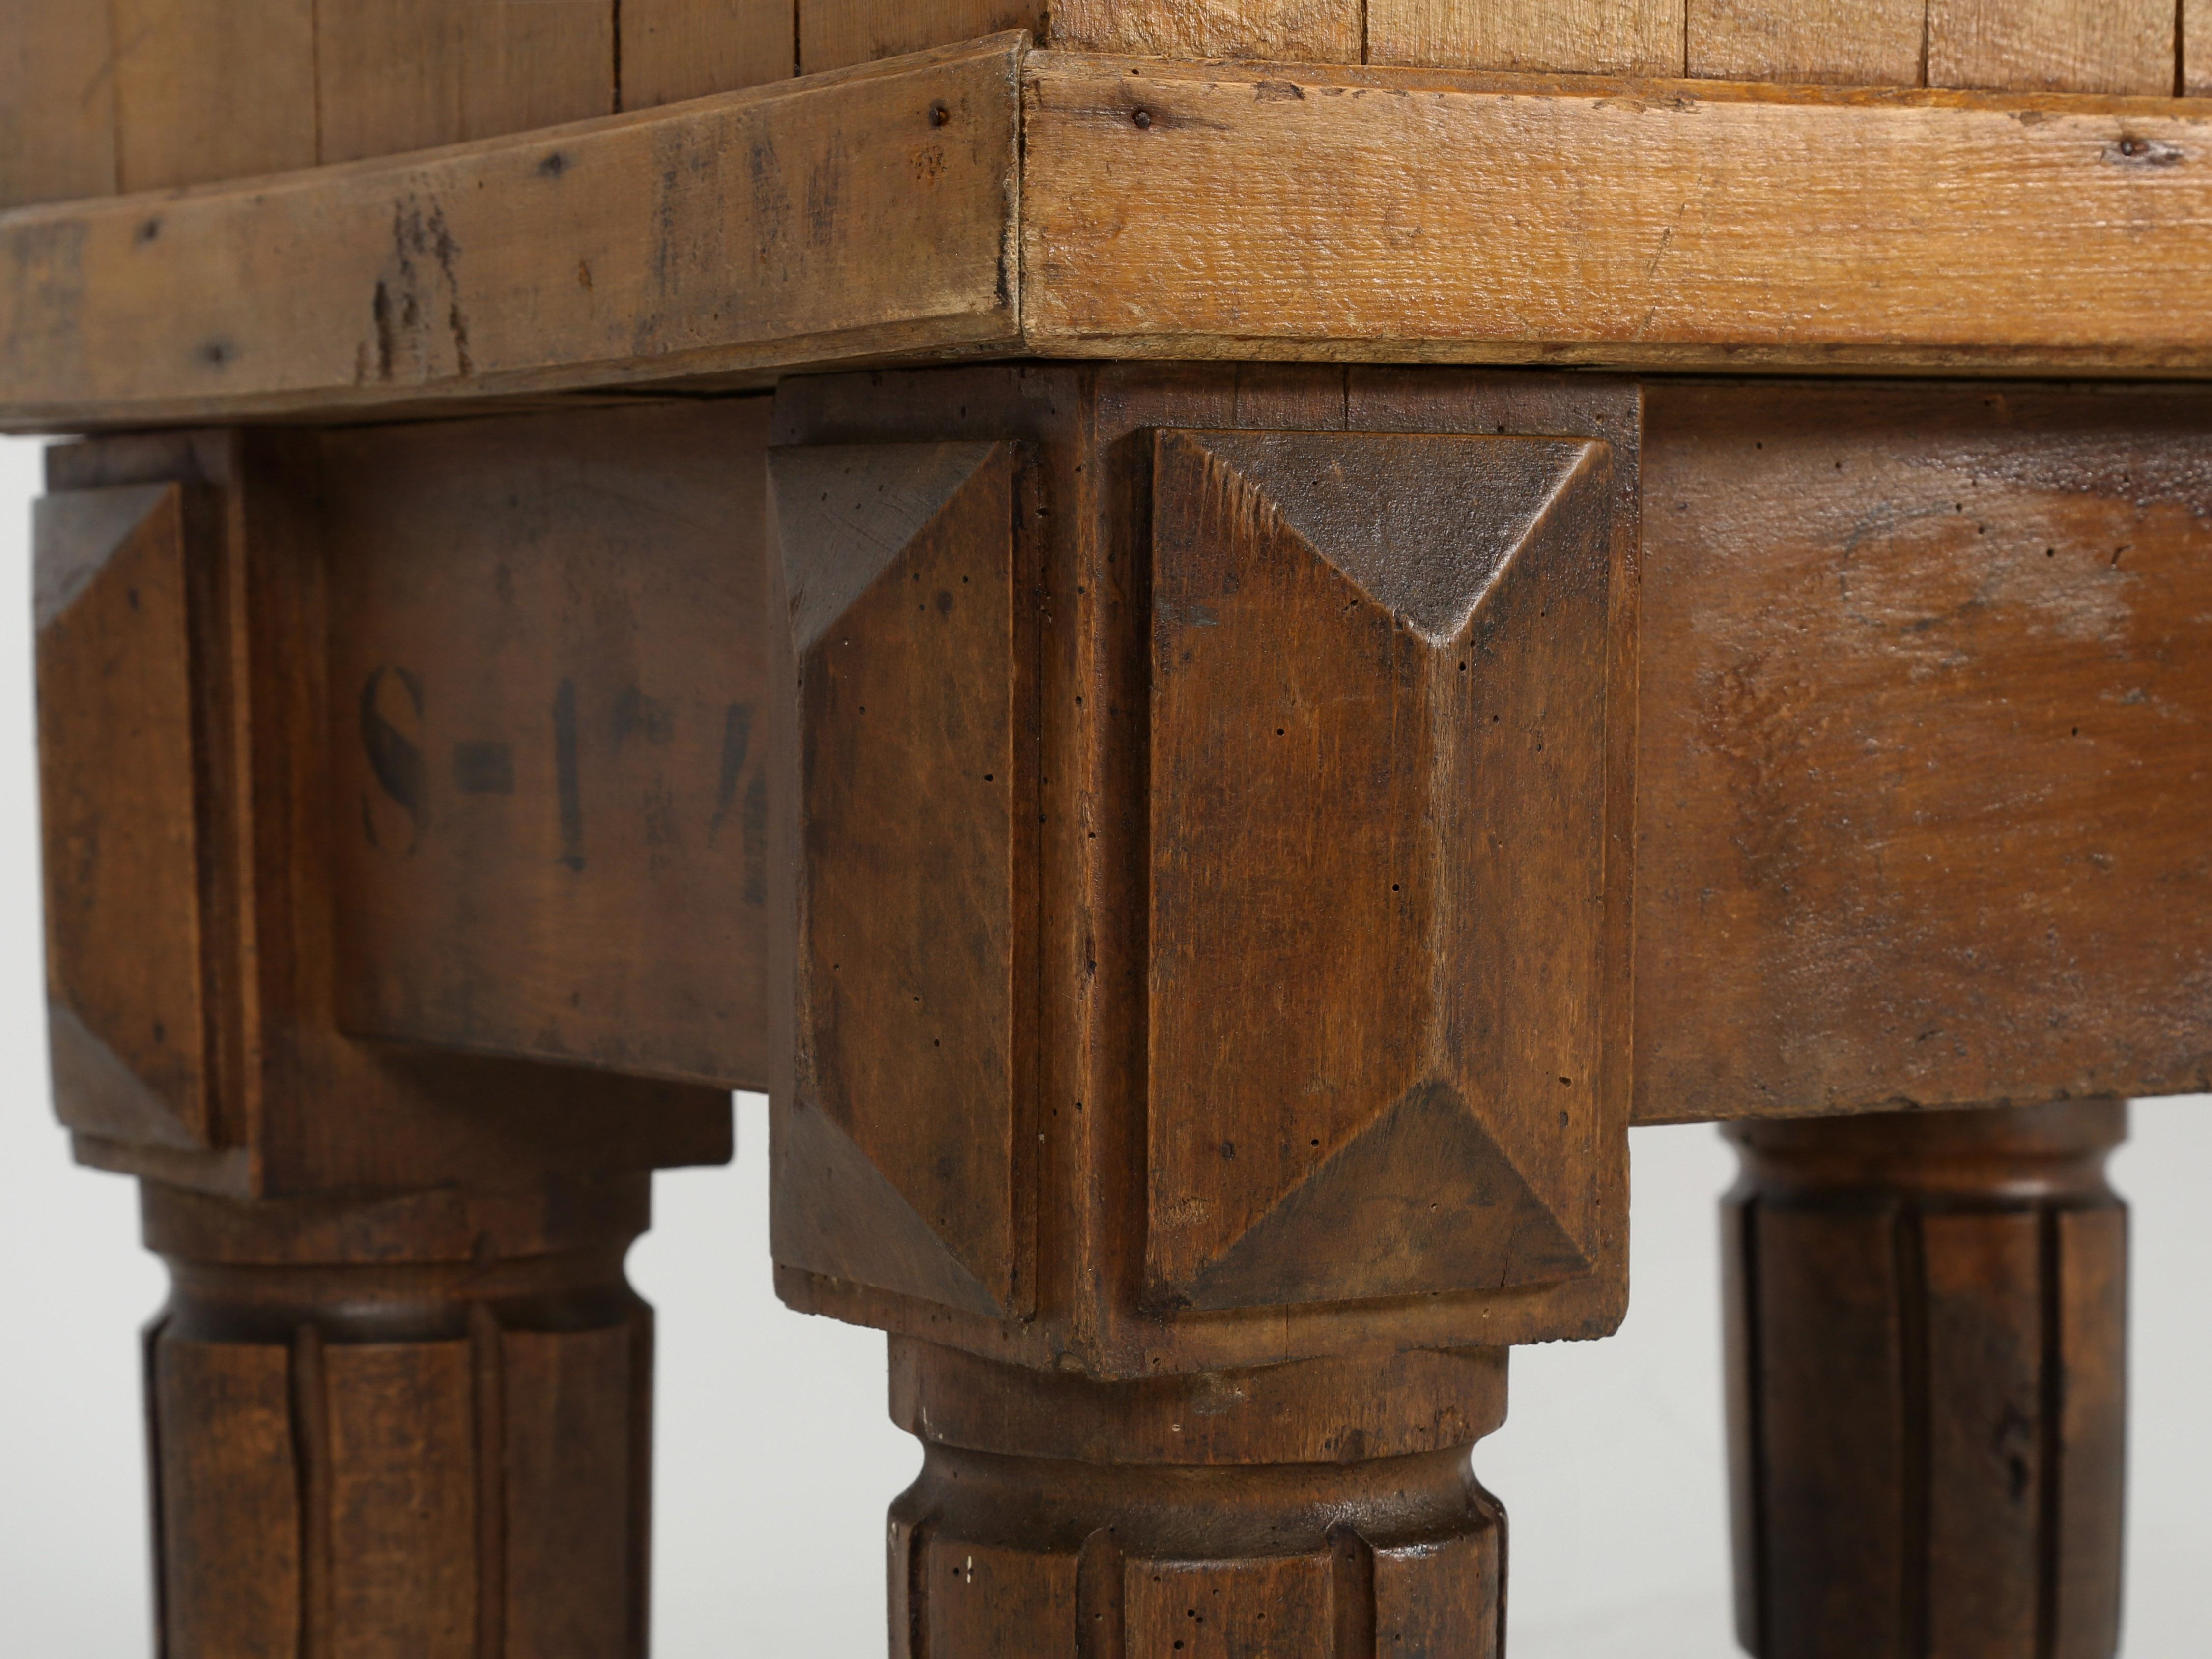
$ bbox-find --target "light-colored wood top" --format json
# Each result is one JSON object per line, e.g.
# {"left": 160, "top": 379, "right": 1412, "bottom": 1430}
{"left": 1021, "top": 54, "right": 2212, "bottom": 375}
{"left": 0, "top": 38, "right": 1023, "bottom": 430}
{"left": 7, "top": 39, "right": 2212, "bottom": 429}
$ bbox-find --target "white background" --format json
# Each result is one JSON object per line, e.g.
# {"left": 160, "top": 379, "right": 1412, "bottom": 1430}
{"left": 0, "top": 433, "right": 2204, "bottom": 1655}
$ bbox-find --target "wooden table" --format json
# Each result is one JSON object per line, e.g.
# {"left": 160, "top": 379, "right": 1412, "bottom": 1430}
{"left": 5, "top": 4, "right": 2202, "bottom": 1654}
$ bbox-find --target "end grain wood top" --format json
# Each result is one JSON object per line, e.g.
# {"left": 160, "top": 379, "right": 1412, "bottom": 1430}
{"left": 9, "top": 39, "right": 2212, "bottom": 427}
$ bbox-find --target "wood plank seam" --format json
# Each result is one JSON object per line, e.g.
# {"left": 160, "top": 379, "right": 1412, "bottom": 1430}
{"left": 25, "top": 43, "right": 2212, "bottom": 429}
{"left": 14, "top": 0, "right": 2210, "bottom": 208}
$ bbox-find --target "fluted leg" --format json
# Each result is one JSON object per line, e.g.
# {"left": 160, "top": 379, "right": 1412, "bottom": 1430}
{"left": 1724, "top": 1102, "right": 2127, "bottom": 1659}
{"left": 885, "top": 1340, "right": 1508, "bottom": 1658}
{"left": 141, "top": 1174, "right": 654, "bottom": 1659}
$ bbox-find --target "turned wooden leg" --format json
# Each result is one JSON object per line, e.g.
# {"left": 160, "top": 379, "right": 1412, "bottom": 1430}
{"left": 1723, "top": 1102, "right": 2127, "bottom": 1659}
{"left": 886, "top": 1340, "right": 1508, "bottom": 1658}
{"left": 141, "top": 1174, "right": 654, "bottom": 1659}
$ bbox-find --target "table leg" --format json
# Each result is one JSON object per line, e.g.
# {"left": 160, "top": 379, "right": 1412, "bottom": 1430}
{"left": 1723, "top": 1102, "right": 2127, "bottom": 1659}
{"left": 140, "top": 1174, "right": 654, "bottom": 1659}
{"left": 885, "top": 1339, "right": 1509, "bottom": 1658}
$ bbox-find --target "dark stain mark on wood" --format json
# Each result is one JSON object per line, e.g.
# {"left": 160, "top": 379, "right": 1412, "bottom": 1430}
{"left": 804, "top": 156, "right": 842, "bottom": 247}
{"left": 2106, "top": 135, "right": 2183, "bottom": 166}
{"left": 552, "top": 678, "right": 585, "bottom": 872}
{"left": 745, "top": 134, "right": 791, "bottom": 264}
{"left": 360, "top": 666, "right": 427, "bottom": 856}
{"left": 447, "top": 303, "right": 472, "bottom": 377}
{"left": 372, "top": 281, "right": 396, "bottom": 380}
{"left": 708, "top": 701, "right": 753, "bottom": 846}
{"left": 451, "top": 741, "right": 514, "bottom": 796}
{"left": 611, "top": 686, "right": 674, "bottom": 751}
{"left": 373, "top": 198, "right": 472, "bottom": 382}
{"left": 316, "top": 400, "right": 776, "bottom": 1091}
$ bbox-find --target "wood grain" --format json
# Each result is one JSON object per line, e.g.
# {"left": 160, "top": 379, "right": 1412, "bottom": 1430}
{"left": 1144, "top": 428, "right": 1622, "bottom": 1310}
{"left": 36, "top": 486, "right": 215, "bottom": 1150}
{"left": 1687, "top": 0, "right": 1927, "bottom": 86}
{"left": 2051, "top": 1205, "right": 2127, "bottom": 1655}
{"left": 20, "top": 51, "right": 2212, "bottom": 427}
{"left": 622, "top": 0, "right": 794, "bottom": 106}
{"left": 771, "top": 440, "right": 1038, "bottom": 1318}
{"left": 1049, "top": 0, "right": 1361, "bottom": 59}
{"left": 771, "top": 362, "right": 1638, "bottom": 1377}
{"left": 143, "top": 1177, "right": 654, "bottom": 1659}
{"left": 1636, "top": 382, "right": 2212, "bottom": 1123}
{"left": 889, "top": 1338, "right": 1507, "bottom": 1658}
{"left": 0, "top": 35, "right": 1024, "bottom": 429}
{"left": 317, "top": 0, "right": 617, "bottom": 165}
{"left": 502, "top": 1326, "right": 639, "bottom": 1659}
{"left": 325, "top": 1342, "right": 479, "bottom": 1658}
{"left": 110, "top": 0, "right": 318, "bottom": 192}
{"left": 1369, "top": 0, "right": 1687, "bottom": 75}
{"left": 0, "top": 2, "right": 115, "bottom": 209}
{"left": 801, "top": 0, "right": 1045, "bottom": 71}
{"left": 1021, "top": 54, "right": 2212, "bottom": 377}
{"left": 1923, "top": 1209, "right": 2043, "bottom": 1655}
{"left": 323, "top": 402, "right": 776, "bottom": 1091}
{"left": 42, "top": 429, "right": 734, "bottom": 1199}
{"left": 1753, "top": 1205, "right": 1908, "bottom": 1655}
{"left": 1928, "top": 0, "right": 2174, "bottom": 96}
{"left": 154, "top": 1338, "right": 301, "bottom": 1659}
{"left": 2191, "top": 0, "right": 2212, "bottom": 96}
{"left": 1724, "top": 1104, "right": 2128, "bottom": 1659}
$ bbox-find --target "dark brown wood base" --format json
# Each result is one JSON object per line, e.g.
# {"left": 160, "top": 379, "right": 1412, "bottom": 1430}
{"left": 886, "top": 1339, "right": 1509, "bottom": 1657}
{"left": 25, "top": 371, "right": 2209, "bottom": 1651}
{"left": 1723, "top": 1102, "right": 2128, "bottom": 1659}
{"left": 141, "top": 1175, "right": 655, "bottom": 1659}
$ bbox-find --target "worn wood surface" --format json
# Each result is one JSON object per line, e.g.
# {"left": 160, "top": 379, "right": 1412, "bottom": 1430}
{"left": 1635, "top": 382, "right": 2212, "bottom": 1123}
{"left": 7, "top": 0, "right": 2210, "bottom": 212}
{"left": 110, "top": 0, "right": 319, "bottom": 193}
{"left": 1145, "top": 427, "right": 1622, "bottom": 1310}
{"left": 17, "top": 50, "right": 2212, "bottom": 426}
{"left": 772, "top": 362, "right": 1638, "bottom": 1377}
{"left": 1049, "top": 0, "right": 1362, "bottom": 58}
{"left": 40, "top": 430, "right": 732, "bottom": 1199}
{"left": 0, "top": 36, "right": 1024, "bottom": 429}
{"left": 324, "top": 402, "right": 776, "bottom": 1091}
{"left": 802, "top": 0, "right": 1046, "bottom": 71}
{"left": 316, "top": 0, "right": 616, "bottom": 166}
{"left": 1927, "top": 0, "right": 2176, "bottom": 95}
{"left": 771, "top": 439, "right": 1039, "bottom": 1318}
{"left": 1724, "top": 1104, "right": 2127, "bottom": 1659}
{"left": 1021, "top": 54, "right": 2212, "bottom": 377}
{"left": 45, "top": 377, "right": 2212, "bottom": 1162}
{"left": 1370, "top": 0, "right": 1685, "bottom": 74}
{"left": 1686, "top": 0, "right": 1926, "bottom": 85}
{"left": 0, "top": 2, "right": 115, "bottom": 209}
{"left": 889, "top": 1338, "right": 1507, "bottom": 1658}
{"left": 144, "top": 1176, "right": 653, "bottom": 1659}
{"left": 622, "top": 0, "right": 794, "bottom": 106}
{"left": 36, "top": 485, "right": 220, "bottom": 1151}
